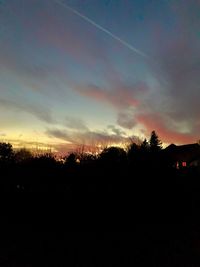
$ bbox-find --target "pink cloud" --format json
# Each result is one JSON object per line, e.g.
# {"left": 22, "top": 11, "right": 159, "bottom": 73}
{"left": 75, "top": 84, "right": 139, "bottom": 110}
{"left": 136, "top": 113, "right": 198, "bottom": 145}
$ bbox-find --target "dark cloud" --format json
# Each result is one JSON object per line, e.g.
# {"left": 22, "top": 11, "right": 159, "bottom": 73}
{"left": 119, "top": 0, "right": 200, "bottom": 143}
{"left": 117, "top": 111, "right": 136, "bottom": 129}
{"left": 45, "top": 128, "right": 70, "bottom": 141}
{"left": 64, "top": 116, "right": 88, "bottom": 131}
{"left": 150, "top": 1, "right": 200, "bottom": 133}
{"left": 0, "top": 98, "right": 55, "bottom": 124}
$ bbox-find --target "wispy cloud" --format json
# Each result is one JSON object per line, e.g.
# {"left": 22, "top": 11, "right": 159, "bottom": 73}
{"left": 107, "top": 125, "right": 126, "bottom": 136}
{"left": 0, "top": 97, "right": 55, "bottom": 124}
{"left": 45, "top": 127, "right": 137, "bottom": 150}
{"left": 64, "top": 116, "right": 88, "bottom": 131}
{"left": 117, "top": 111, "right": 136, "bottom": 129}
{"left": 74, "top": 83, "right": 140, "bottom": 110}
{"left": 45, "top": 128, "right": 70, "bottom": 141}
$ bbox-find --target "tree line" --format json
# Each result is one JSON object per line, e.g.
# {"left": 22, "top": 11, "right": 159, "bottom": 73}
{"left": 0, "top": 130, "right": 162, "bottom": 167}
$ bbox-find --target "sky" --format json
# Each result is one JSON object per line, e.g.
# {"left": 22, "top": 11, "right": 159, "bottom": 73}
{"left": 0, "top": 0, "right": 200, "bottom": 153}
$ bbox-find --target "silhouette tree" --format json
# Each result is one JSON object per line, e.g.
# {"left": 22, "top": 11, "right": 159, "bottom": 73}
{"left": 14, "top": 148, "right": 32, "bottom": 164}
{"left": 149, "top": 131, "right": 162, "bottom": 152}
{"left": 140, "top": 138, "right": 149, "bottom": 152}
{"left": 127, "top": 141, "right": 150, "bottom": 167}
{"left": 127, "top": 143, "right": 140, "bottom": 163}
{"left": 0, "top": 142, "right": 14, "bottom": 165}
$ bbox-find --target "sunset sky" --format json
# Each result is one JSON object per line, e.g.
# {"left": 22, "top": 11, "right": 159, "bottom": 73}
{"left": 0, "top": 0, "right": 200, "bottom": 153}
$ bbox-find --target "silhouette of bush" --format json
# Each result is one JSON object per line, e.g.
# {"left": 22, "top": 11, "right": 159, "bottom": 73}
{"left": 99, "top": 146, "right": 127, "bottom": 167}
{"left": 64, "top": 153, "right": 77, "bottom": 166}
{"left": 79, "top": 153, "right": 97, "bottom": 165}
{"left": 33, "top": 153, "right": 57, "bottom": 168}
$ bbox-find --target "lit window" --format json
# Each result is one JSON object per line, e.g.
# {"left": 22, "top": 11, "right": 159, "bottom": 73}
{"left": 182, "top": 161, "right": 187, "bottom": 167}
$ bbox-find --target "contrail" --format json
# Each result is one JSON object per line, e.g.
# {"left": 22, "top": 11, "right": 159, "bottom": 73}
{"left": 52, "top": 0, "right": 148, "bottom": 58}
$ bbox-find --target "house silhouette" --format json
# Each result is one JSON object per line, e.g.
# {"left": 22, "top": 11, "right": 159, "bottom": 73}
{"left": 165, "top": 143, "right": 200, "bottom": 169}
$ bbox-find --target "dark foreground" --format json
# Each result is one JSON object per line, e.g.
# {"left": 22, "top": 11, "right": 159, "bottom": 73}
{"left": 1, "top": 164, "right": 200, "bottom": 266}
{"left": 1, "top": 226, "right": 200, "bottom": 267}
